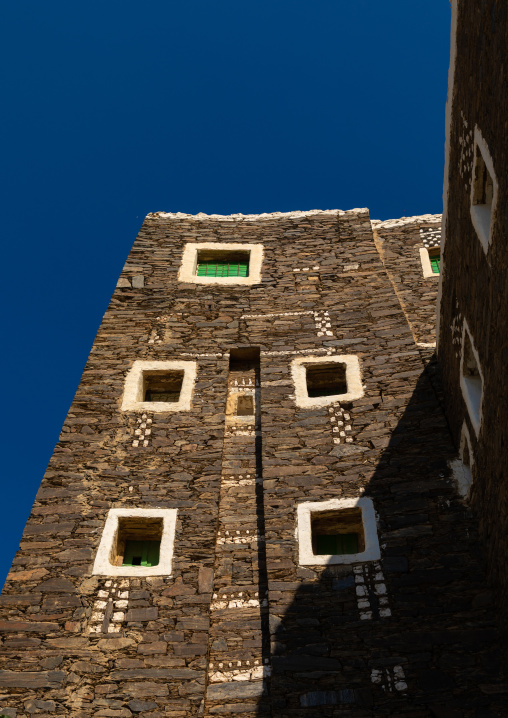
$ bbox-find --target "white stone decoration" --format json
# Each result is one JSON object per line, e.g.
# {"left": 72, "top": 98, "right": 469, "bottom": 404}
{"left": 459, "top": 320, "right": 484, "bottom": 436}
{"left": 291, "top": 354, "right": 364, "bottom": 409}
{"left": 178, "top": 242, "right": 264, "bottom": 285}
{"left": 297, "top": 497, "right": 380, "bottom": 566}
{"left": 121, "top": 360, "right": 197, "bottom": 413}
{"left": 92, "top": 508, "right": 177, "bottom": 577}
{"left": 470, "top": 125, "right": 498, "bottom": 254}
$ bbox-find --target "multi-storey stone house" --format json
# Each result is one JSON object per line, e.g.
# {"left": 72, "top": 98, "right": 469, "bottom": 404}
{"left": 1, "top": 2, "right": 508, "bottom": 717}
{"left": 0, "top": 207, "right": 506, "bottom": 718}
{"left": 437, "top": 0, "right": 508, "bottom": 653}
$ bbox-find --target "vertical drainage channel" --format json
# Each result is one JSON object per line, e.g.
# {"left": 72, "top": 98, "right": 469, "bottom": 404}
{"left": 204, "top": 348, "right": 271, "bottom": 718}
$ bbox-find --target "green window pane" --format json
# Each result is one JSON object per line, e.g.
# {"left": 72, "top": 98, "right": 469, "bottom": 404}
{"left": 123, "top": 540, "right": 160, "bottom": 567}
{"left": 146, "top": 541, "right": 160, "bottom": 567}
{"left": 196, "top": 260, "right": 250, "bottom": 278}
{"left": 430, "top": 254, "right": 440, "bottom": 273}
{"left": 315, "top": 533, "right": 359, "bottom": 555}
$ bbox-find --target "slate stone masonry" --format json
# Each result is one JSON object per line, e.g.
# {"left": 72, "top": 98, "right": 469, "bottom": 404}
{"left": 0, "top": 208, "right": 505, "bottom": 717}
{"left": 438, "top": 0, "right": 508, "bottom": 660}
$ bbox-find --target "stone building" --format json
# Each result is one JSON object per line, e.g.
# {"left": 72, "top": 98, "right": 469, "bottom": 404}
{"left": 2, "top": 2, "right": 508, "bottom": 716}
{"left": 0, "top": 207, "right": 506, "bottom": 718}
{"left": 437, "top": 0, "right": 508, "bottom": 641}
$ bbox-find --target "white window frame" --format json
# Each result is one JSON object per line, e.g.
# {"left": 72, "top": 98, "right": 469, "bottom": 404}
{"left": 470, "top": 126, "right": 498, "bottom": 254}
{"left": 297, "top": 497, "right": 380, "bottom": 566}
{"left": 419, "top": 247, "right": 440, "bottom": 278}
{"left": 121, "top": 360, "right": 197, "bottom": 413}
{"left": 92, "top": 508, "right": 178, "bottom": 577}
{"left": 457, "top": 421, "right": 474, "bottom": 498}
{"left": 459, "top": 320, "right": 484, "bottom": 437}
{"left": 291, "top": 354, "right": 364, "bottom": 409}
{"left": 178, "top": 242, "right": 264, "bottom": 286}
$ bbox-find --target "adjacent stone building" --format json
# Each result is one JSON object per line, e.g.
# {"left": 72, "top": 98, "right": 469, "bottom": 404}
{"left": 0, "top": 206, "right": 506, "bottom": 717}
{"left": 437, "top": 0, "right": 508, "bottom": 641}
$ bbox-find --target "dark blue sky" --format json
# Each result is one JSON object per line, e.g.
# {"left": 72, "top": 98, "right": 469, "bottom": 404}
{"left": 1, "top": 1, "right": 450, "bottom": 586}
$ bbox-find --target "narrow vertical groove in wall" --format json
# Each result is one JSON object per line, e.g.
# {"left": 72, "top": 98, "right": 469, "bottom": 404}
{"left": 203, "top": 349, "right": 271, "bottom": 717}
{"left": 254, "top": 364, "right": 271, "bottom": 682}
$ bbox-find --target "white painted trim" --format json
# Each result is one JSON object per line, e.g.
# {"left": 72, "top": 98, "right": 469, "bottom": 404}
{"left": 459, "top": 420, "right": 474, "bottom": 469}
{"left": 459, "top": 320, "right": 484, "bottom": 437}
{"left": 436, "top": 0, "right": 458, "bottom": 348}
{"left": 454, "top": 421, "right": 474, "bottom": 499}
{"left": 419, "top": 247, "right": 440, "bottom": 278}
{"left": 92, "top": 508, "right": 178, "bottom": 577}
{"left": 297, "top": 498, "right": 380, "bottom": 566}
{"left": 470, "top": 126, "right": 498, "bottom": 254}
{"left": 291, "top": 355, "right": 363, "bottom": 409}
{"left": 121, "top": 360, "right": 197, "bottom": 413}
{"left": 178, "top": 242, "right": 263, "bottom": 285}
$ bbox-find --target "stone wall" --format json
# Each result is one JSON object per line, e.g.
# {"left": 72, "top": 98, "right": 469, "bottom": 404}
{"left": 372, "top": 214, "right": 441, "bottom": 348}
{"left": 437, "top": 0, "right": 508, "bottom": 643}
{"left": 0, "top": 208, "right": 505, "bottom": 717}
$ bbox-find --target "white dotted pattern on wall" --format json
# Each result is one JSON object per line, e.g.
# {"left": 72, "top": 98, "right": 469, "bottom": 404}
{"left": 132, "top": 414, "right": 152, "bottom": 447}
{"left": 208, "top": 659, "right": 271, "bottom": 684}
{"left": 328, "top": 405, "right": 354, "bottom": 445}
{"left": 88, "top": 579, "right": 130, "bottom": 634}
{"left": 419, "top": 226, "right": 441, "bottom": 249}
{"left": 354, "top": 562, "right": 392, "bottom": 620}
{"left": 458, "top": 111, "right": 474, "bottom": 191}
{"left": 450, "top": 300, "right": 463, "bottom": 359}
{"left": 210, "top": 589, "right": 267, "bottom": 611}
{"left": 371, "top": 665, "right": 408, "bottom": 693}
{"left": 314, "top": 310, "right": 333, "bottom": 338}
{"left": 216, "top": 529, "right": 264, "bottom": 546}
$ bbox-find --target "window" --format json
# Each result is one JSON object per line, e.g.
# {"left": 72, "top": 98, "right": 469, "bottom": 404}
{"left": 178, "top": 243, "right": 263, "bottom": 285}
{"left": 144, "top": 371, "right": 184, "bottom": 402}
{"left": 121, "top": 360, "right": 197, "bottom": 413}
{"left": 237, "top": 394, "right": 254, "bottom": 416}
{"left": 297, "top": 498, "right": 380, "bottom": 566}
{"left": 470, "top": 126, "right": 498, "bottom": 253}
{"left": 429, "top": 248, "right": 440, "bottom": 274}
{"left": 460, "top": 321, "right": 483, "bottom": 436}
{"left": 92, "top": 508, "right": 177, "bottom": 577}
{"left": 196, "top": 251, "right": 249, "bottom": 278}
{"left": 419, "top": 247, "right": 440, "bottom": 278}
{"left": 123, "top": 539, "right": 160, "bottom": 567}
{"left": 306, "top": 362, "right": 347, "bottom": 397}
{"left": 312, "top": 507, "right": 364, "bottom": 555}
{"left": 291, "top": 355, "right": 363, "bottom": 408}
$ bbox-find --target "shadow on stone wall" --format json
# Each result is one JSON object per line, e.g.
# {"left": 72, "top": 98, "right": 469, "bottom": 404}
{"left": 256, "top": 357, "right": 506, "bottom": 717}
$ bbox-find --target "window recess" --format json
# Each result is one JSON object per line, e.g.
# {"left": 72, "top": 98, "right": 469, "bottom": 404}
{"left": 470, "top": 127, "right": 498, "bottom": 253}
{"left": 178, "top": 242, "right": 263, "bottom": 285}
{"left": 460, "top": 322, "right": 483, "bottom": 436}
{"left": 312, "top": 508, "right": 365, "bottom": 556}
{"left": 419, "top": 247, "right": 440, "bottom": 278}
{"left": 123, "top": 540, "right": 160, "bottom": 567}
{"left": 292, "top": 355, "right": 363, "bottom": 408}
{"left": 236, "top": 394, "right": 254, "bottom": 416}
{"left": 306, "top": 363, "right": 347, "bottom": 397}
{"left": 92, "top": 508, "right": 177, "bottom": 577}
{"left": 144, "top": 371, "right": 184, "bottom": 402}
{"left": 121, "top": 360, "right": 197, "bottom": 413}
{"left": 429, "top": 249, "right": 440, "bottom": 274}
{"left": 196, "top": 253, "right": 249, "bottom": 278}
{"left": 298, "top": 498, "right": 380, "bottom": 566}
